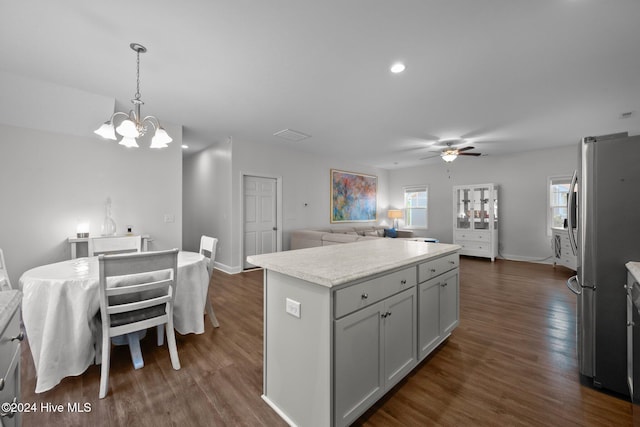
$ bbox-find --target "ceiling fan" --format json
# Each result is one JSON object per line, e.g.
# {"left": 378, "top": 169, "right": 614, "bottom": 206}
{"left": 420, "top": 141, "right": 483, "bottom": 162}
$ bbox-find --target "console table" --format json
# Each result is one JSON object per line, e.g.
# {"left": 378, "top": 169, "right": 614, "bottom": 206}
{"left": 68, "top": 235, "right": 151, "bottom": 259}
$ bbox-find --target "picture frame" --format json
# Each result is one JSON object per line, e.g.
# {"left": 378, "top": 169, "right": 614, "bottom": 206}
{"left": 330, "top": 169, "right": 377, "bottom": 223}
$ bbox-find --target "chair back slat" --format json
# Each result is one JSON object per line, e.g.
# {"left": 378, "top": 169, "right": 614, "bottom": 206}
{"left": 107, "top": 295, "right": 172, "bottom": 315}
{"left": 106, "top": 278, "right": 172, "bottom": 297}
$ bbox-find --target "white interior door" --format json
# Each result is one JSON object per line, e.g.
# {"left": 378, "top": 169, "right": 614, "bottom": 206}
{"left": 243, "top": 176, "right": 277, "bottom": 269}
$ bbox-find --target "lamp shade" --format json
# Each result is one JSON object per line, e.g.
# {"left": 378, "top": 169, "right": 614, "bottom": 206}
{"left": 441, "top": 153, "right": 457, "bottom": 162}
{"left": 116, "top": 119, "right": 140, "bottom": 138}
{"left": 119, "top": 136, "right": 139, "bottom": 148}
{"left": 94, "top": 122, "right": 117, "bottom": 140}
{"left": 387, "top": 209, "right": 403, "bottom": 219}
{"left": 153, "top": 127, "right": 172, "bottom": 144}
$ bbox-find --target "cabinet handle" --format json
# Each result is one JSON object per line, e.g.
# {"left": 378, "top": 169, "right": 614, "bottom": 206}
{"left": 381, "top": 312, "right": 387, "bottom": 318}
{"left": 11, "top": 331, "right": 24, "bottom": 342}
{"left": 449, "top": 260, "right": 456, "bottom": 265}
{"left": 361, "top": 293, "right": 368, "bottom": 300}
{"left": 430, "top": 268, "right": 436, "bottom": 273}
{"left": 628, "top": 321, "right": 635, "bottom": 327}
{"left": 0, "top": 397, "right": 17, "bottom": 418}
{"left": 400, "top": 279, "right": 407, "bottom": 285}
{"left": 441, "top": 283, "right": 448, "bottom": 287}
{"left": 0, "top": 378, "right": 3, "bottom": 391}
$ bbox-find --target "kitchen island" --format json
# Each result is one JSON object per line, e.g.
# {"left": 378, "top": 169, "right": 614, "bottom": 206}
{"left": 248, "top": 239, "right": 461, "bottom": 427}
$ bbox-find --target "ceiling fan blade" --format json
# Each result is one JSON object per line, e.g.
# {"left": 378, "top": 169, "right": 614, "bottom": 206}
{"left": 458, "top": 152, "right": 482, "bottom": 156}
{"left": 457, "top": 146, "right": 475, "bottom": 152}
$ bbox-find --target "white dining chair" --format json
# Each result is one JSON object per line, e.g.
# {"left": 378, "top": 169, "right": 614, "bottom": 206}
{"left": 200, "top": 235, "right": 220, "bottom": 328}
{"left": 0, "top": 248, "right": 12, "bottom": 291}
{"left": 98, "top": 249, "right": 181, "bottom": 399}
{"left": 89, "top": 235, "right": 142, "bottom": 257}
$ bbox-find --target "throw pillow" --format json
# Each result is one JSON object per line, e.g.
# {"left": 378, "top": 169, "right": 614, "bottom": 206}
{"left": 384, "top": 228, "right": 397, "bottom": 238}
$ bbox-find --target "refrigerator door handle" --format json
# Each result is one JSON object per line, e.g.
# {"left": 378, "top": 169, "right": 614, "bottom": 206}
{"left": 567, "top": 170, "right": 578, "bottom": 256}
{"left": 567, "top": 275, "right": 581, "bottom": 295}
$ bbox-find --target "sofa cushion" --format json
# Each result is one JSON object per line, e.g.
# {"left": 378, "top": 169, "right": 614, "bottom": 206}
{"left": 322, "top": 233, "right": 360, "bottom": 244}
{"left": 363, "top": 230, "right": 379, "bottom": 237}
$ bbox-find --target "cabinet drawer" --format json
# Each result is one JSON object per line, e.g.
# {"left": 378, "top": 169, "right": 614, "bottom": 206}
{"left": 0, "top": 308, "right": 20, "bottom": 379}
{"left": 334, "top": 266, "right": 416, "bottom": 318}
{"left": 454, "top": 230, "right": 490, "bottom": 242}
{"left": 418, "top": 253, "right": 459, "bottom": 283}
{"left": 458, "top": 241, "right": 489, "bottom": 252}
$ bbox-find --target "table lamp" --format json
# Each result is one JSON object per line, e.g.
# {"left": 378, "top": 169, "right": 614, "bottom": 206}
{"left": 387, "top": 209, "right": 403, "bottom": 230}
{"left": 76, "top": 221, "right": 90, "bottom": 238}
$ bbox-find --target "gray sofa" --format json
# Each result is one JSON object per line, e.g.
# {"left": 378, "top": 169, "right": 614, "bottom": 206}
{"left": 290, "top": 226, "right": 413, "bottom": 250}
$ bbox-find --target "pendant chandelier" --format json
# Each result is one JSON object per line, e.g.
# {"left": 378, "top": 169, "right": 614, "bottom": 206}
{"left": 94, "top": 43, "right": 172, "bottom": 149}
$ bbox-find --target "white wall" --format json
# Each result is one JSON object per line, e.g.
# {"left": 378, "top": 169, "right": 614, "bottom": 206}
{"left": 0, "top": 75, "right": 183, "bottom": 287}
{"left": 389, "top": 145, "right": 577, "bottom": 262}
{"left": 229, "top": 139, "right": 390, "bottom": 271}
{"left": 182, "top": 138, "right": 233, "bottom": 266}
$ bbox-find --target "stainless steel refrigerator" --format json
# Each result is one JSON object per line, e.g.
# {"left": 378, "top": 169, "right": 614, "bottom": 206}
{"left": 566, "top": 132, "right": 640, "bottom": 396}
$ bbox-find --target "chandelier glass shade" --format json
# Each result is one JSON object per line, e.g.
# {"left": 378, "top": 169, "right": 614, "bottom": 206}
{"left": 94, "top": 43, "right": 172, "bottom": 149}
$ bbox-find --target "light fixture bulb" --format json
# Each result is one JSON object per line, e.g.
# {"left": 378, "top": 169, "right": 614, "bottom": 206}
{"left": 153, "top": 127, "right": 173, "bottom": 144}
{"left": 94, "top": 122, "right": 117, "bottom": 140}
{"left": 441, "top": 153, "right": 457, "bottom": 162}
{"left": 149, "top": 139, "right": 168, "bottom": 149}
{"left": 119, "top": 136, "right": 139, "bottom": 148}
{"left": 391, "top": 63, "right": 406, "bottom": 73}
{"left": 116, "top": 119, "right": 140, "bottom": 138}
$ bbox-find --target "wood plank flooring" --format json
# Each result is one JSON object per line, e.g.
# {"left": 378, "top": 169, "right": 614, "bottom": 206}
{"left": 20, "top": 257, "right": 635, "bottom": 426}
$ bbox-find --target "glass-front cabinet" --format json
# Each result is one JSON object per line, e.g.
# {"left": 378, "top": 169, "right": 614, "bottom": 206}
{"left": 453, "top": 184, "right": 499, "bottom": 261}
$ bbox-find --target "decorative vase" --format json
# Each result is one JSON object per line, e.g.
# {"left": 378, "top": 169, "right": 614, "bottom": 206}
{"left": 101, "top": 197, "right": 117, "bottom": 236}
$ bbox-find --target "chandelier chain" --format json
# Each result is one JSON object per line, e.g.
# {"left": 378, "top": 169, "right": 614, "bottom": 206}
{"left": 135, "top": 49, "right": 141, "bottom": 101}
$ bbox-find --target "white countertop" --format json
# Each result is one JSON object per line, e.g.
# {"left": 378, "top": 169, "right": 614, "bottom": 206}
{"left": 247, "top": 239, "right": 460, "bottom": 287}
{"left": 627, "top": 261, "right": 640, "bottom": 282}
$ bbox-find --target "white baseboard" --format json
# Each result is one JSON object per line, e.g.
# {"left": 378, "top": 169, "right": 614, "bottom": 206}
{"left": 497, "top": 253, "right": 554, "bottom": 264}
{"left": 213, "top": 261, "right": 243, "bottom": 274}
{"left": 261, "top": 395, "right": 297, "bottom": 427}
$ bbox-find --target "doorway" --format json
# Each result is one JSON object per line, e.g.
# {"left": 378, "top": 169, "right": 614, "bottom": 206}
{"left": 242, "top": 174, "right": 282, "bottom": 269}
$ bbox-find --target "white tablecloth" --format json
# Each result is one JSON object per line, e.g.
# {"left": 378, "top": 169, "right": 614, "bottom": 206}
{"left": 19, "top": 251, "right": 209, "bottom": 393}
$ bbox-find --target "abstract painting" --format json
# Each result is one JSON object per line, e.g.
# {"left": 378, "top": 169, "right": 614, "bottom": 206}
{"left": 331, "top": 169, "right": 377, "bottom": 222}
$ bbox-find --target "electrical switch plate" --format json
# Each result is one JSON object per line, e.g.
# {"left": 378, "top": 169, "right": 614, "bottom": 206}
{"left": 164, "top": 214, "right": 175, "bottom": 223}
{"left": 286, "top": 298, "right": 301, "bottom": 318}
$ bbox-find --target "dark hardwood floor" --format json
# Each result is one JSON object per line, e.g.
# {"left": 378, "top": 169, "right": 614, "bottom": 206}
{"left": 21, "top": 257, "right": 635, "bottom": 426}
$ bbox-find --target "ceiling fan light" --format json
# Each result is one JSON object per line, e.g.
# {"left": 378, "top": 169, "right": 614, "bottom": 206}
{"left": 390, "top": 62, "right": 406, "bottom": 73}
{"left": 94, "top": 122, "right": 117, "bottom": 140}
{"left": 441, "top": 152, "right": 458, "bottom": 162}
{"left": 119, "top": 136, "right": 139, "bottom": 148}
{"left": 116, "top": 119, "right": 140, "bottom": 138}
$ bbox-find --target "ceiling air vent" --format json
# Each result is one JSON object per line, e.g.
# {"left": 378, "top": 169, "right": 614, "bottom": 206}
{"left": 273, "top": 128, "right": 311, "bottom": 142}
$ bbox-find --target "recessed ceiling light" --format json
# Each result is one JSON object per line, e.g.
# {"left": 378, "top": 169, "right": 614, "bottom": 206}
{"left": 390, "top": 62, "right": 406, "bottom": 73}
{"left": 181, "top": 144, "right": 189, "bottom": 149}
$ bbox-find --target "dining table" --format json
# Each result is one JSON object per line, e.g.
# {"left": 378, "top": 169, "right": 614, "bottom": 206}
{"left": 19, "top": 250, "right": 210, "bottom": 393}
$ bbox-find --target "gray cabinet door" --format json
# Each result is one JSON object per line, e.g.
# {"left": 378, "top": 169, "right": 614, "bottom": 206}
{"left": 383, "top": 287, "right": 417, "bottom": 388}
{"left": 334, "top": 302, "right": 384, "bottom": 427}
{"left": 441, "top": 270, "right": 459, "bottom": 336}
{"left": 418, "top": 277, "right": 442, "bottom": 360}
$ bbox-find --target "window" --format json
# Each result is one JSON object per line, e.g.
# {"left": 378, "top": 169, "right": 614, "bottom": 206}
{"left": 548, "top": 176, "right": 572, "bottom": 232}
{"left": 403, "top": 186, "right": 428, "bottom": 229}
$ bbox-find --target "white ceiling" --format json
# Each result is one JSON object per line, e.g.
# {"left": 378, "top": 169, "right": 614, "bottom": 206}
{"left": 2, "top": 1, "right": 640, "bottom": 169}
